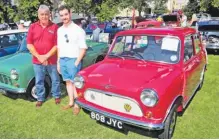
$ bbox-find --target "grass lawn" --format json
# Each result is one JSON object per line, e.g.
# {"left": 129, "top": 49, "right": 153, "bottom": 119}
{"left": 0, "top": 55, "right": 219, "bottom": 139}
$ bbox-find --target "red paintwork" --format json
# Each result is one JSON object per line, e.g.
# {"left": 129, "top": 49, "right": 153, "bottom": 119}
{"left": 136, "top": 20, "right": 163, "bottom": 28}
{"left": 76, "top": 27, "right": 206, "bottom": 125}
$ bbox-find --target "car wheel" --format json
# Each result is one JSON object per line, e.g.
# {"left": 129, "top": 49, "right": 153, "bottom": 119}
{"left": 158, "top": 103, "right": 178, "bottom": 139}
{"left": 95, "top": 55, "right": 104, "bottom": 63}
{"left": 26, "top": 79, "right": 50, "bottom": 101}
{"left": 198, "top": 67, "right": 205, "bottom": 90}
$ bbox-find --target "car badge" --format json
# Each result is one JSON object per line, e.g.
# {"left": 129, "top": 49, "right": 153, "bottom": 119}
{"left": 105, "top": 84, "right": 112, "bottom": 89}
{"left": 124, "top": 104, "right": 132, "bottom": 112}
{"left": 91, "top": 94, "right": 95, "bottom": 100}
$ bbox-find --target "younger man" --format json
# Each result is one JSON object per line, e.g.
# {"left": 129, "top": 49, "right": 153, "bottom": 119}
{"left": 57, "top": 5, "right": 87, "bottom": 115}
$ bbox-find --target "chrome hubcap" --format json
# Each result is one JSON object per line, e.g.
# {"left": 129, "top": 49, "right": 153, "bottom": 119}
{"left": 169, "top": 111, "right": 176, "bottom": 136}
{"left": 31, "top": 86, "right": 38, "bottom": 99}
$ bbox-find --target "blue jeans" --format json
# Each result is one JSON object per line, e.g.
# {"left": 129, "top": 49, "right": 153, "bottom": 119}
{"left": 33, "top": 64, "right": 61, "bottom": 101}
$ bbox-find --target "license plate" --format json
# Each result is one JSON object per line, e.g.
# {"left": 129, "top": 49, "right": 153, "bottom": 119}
{"left": 90, "top": 112, "right": 123, "bottom": 130}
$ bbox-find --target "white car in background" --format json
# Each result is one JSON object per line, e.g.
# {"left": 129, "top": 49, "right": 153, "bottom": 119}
{"left": 117, "top": 19, "right": 131, "bottom": 29}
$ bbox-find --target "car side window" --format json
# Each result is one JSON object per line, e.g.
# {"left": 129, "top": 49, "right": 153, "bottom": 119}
{"left": 0, "top": 33, "right": 26, "bottom": 48}
{"left": 193, "top": 34, "right": 201, "bottom": 53}
{"left": 184, "top": 36, "right": 194, "bottom": 62}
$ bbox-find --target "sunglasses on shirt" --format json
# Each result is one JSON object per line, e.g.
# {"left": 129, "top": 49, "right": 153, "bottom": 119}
{"left": 64, "top": 34, "right": 69, "bottom": 43}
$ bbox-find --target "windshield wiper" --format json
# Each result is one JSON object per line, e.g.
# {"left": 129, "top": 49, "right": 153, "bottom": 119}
{"left": 108, "top": 54, "right": 125, "bottom": 60}
{"left": 121, "top": 54, "right": 146, "bottom": 63}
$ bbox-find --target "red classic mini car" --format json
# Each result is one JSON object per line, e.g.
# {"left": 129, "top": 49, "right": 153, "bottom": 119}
{"left": 74, "top": 27, "right": 207, "bottom": 138}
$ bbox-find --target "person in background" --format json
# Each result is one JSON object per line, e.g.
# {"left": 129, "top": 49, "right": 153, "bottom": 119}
{"left": 92, "top": 25, "right": 101, "bottom": 42}
{"left": 181, "top": 12, "right": 187, "bottom": 27}
{"left": 57, "top": 5, "right": 87, "bottom": 115}
{"left": 27, "top": 5, "right": 61, "bottom": 107}
{"left": 18, "top": 20, "right": 25, "bottom": 29}
{"left": 157, "top": 16, "right": 163, "bottom": 22}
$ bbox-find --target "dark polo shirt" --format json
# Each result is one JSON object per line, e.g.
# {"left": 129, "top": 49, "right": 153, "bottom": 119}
{"left": 27, "top": 21, "right": 58, "bottom": 64}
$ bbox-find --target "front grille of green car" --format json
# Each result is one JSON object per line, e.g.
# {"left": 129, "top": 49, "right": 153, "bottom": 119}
{"left": 0, "top": 74, "right": 13, "bottom": 85}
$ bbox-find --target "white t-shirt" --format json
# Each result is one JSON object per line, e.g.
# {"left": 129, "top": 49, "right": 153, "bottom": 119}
{"left": 57, "top": 22, "right": 87, "bottom": 58}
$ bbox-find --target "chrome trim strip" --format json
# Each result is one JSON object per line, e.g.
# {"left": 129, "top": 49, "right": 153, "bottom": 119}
{"left": 0, "top": 85, "right": 26, "bottom": 94}
{"left": 85, "top": 88, "right": 144, "bottom": 115}
{"left": 76, "top": 100, "right": 164, "bottom": 130}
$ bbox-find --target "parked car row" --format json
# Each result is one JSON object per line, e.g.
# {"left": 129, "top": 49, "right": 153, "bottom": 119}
{"left": 0, "top": 19, "right": 210, "bottom": 139}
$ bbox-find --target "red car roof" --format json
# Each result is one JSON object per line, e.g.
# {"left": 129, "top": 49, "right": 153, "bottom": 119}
{"left": 137, "top": 20, "right": 163, "bottom": 28}
{"left": 116, "top": 27, "right": 196, "bottom": 36}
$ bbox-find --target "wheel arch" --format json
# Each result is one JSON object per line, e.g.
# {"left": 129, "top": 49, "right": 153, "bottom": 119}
{"left": 162, "top": 95, "right": 183, "bottom": 123}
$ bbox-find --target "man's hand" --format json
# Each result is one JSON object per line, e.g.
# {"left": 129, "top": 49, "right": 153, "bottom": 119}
{"left": 37, "top": 55, "right": 49, "bottom": 64}
{"left": 74, "top": 61, "right": 79, "bottom": 67}
{"left": 57, "top": 63, "right": 61, "bottom": 74}
{"left": 42, "top": 61, "right": 48, "bottom": 66}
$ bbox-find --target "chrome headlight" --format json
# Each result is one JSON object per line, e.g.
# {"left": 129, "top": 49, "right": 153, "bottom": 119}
{"left": 10, "top": 69, "right": 19, "bottom": 80}
{"left": 140, "top": 89, "right": 158, "bottom": 107}
{"left": 73, "top": 75, "right": 84, "bottom": 89}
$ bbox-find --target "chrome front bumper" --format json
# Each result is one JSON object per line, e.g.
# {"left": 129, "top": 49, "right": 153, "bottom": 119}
{"left": 0, "top": 85, "right": 26, "bottom": 94}
{"left": 76, "top": 100, "right": 164, "bottom": 130}
{"left": 206, "top": 43, "right": 219, "bottom": 50}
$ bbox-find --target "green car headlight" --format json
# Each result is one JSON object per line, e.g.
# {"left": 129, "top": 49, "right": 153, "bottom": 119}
{"left": 140, "top": 89, "right": 158, "bottom": 107}
{"left": 10, "top": 69, "right": 19, "bottom": 80}
{"left": 73, "top": 75, "right": 84, "bottom": 89}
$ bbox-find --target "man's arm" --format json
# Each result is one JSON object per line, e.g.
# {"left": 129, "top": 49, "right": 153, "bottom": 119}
{"left": 75, "top": 48, "right": 86, "bottom": 66}
{"left": 27, "top": 44, "right": 48, "bottom": 64}
{"left": 45, "top": 46, "right": 57, "bottom": 59}
{"left": 75, "top": 30, "right": 87, "bottom": 66}
{"left": 27, "top": 44, "right": 40, "bottom": 58}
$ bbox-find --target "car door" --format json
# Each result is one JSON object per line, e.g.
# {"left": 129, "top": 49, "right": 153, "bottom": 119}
{"left": 183, "top": 35, "right": 201, "bottom": 105}
{"left": 193, "top": 34, "right": 206, "bottom": 82}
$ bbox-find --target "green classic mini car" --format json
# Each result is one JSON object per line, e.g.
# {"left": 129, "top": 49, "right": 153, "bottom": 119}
{"left": 0, "top": 38, "right": 109, "bottom": 101}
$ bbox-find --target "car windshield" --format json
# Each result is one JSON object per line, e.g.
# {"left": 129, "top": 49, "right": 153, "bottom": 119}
{"left": 0, "top": 32, "right": 26, "bottom": 48}
{"left": 18, "top": 38, "right": 29, "bottom": 52}
{"left": 109, "top": 35, "right": 180, "bottom": 64}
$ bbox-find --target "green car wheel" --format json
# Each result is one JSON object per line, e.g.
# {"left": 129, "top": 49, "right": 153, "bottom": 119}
{"left": 26, "top": 79, "right": 50, "bottom": 101}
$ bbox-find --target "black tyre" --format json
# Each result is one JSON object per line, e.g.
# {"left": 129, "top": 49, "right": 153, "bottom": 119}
{"left": 26, "top": 79, "right": 50, "bottom": 101}
{"left": 158, "top": 103, "right": 178, "bottom": 139}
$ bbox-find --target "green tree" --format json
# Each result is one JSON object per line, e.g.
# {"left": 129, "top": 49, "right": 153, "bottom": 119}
{"left": 95, "top": 0, "right": 119, "bottom": 22}
{"left": 153, "top": 0, "right": 168, "bottom": 14}
{"left": 65, "top": 0, "right": 120, "bottom": 21}
{"left": 15, "top": 0, "right": 55, "bottom": 22}
{"left": 184, "top": 0, "right": 200, "bottom": 20}
{"left": 119, "top": 0, "right": 153, "bottom": 17}
{"left": 0, "top": 0, "right": 17, "bottom": 23}
{"left": 200, "top": 0, "right": 219, "bottom": 10}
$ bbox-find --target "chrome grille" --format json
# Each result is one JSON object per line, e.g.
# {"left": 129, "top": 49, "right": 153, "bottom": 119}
{"left": 0, "top": 74, "right": 12, "bottom": 85}
{"left": 84, "top": 89, "right": 143, "bottom": 117}
{"left": 208, "top": 36, "right": 219, "bottom": 44}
